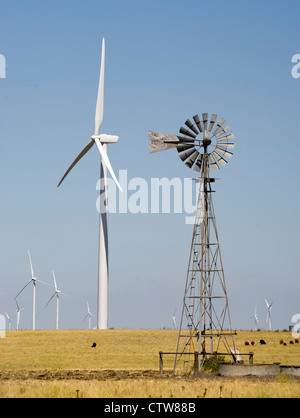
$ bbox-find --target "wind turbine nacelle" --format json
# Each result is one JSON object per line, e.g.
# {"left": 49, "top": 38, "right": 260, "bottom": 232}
{"left": 92, "top": 134, "right": 119, "bottom": 144}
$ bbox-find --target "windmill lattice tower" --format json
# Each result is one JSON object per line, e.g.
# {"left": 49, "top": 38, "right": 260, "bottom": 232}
{"left": 149, "top": 113, "right": 237, "bottom": 373}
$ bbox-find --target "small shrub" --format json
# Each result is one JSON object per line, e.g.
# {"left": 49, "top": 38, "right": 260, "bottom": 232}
{"left": 202, "top": 355, "right": 225, "bottom": 372}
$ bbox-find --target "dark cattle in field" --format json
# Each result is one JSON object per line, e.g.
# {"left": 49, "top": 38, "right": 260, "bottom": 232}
{"left": 251, "top": 341, "right": 255, "bottom": 346}
{"left": 260, "top": 339, "right": 266, "bottom": 345}
{"left": 91, "top": 343, "right": 97, "bottom": 348}
{"left": 244, "top": 341, "right": 250, "bottom": 346}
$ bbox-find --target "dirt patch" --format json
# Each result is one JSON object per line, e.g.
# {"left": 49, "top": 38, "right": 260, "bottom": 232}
{"left": 0, "top": 369, "right": 165, "bottom": 381}
{"left": 0, "top": 369, "right": 297, "bottom": 382}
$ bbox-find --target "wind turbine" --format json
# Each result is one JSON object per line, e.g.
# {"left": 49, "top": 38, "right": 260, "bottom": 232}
{"left": 172, "top": 310, "right": 177, "bottom": 329}
{"left": 265, "top": 299, "right": 273, "bottom": 331}
{"left": 251, "top": 305, "right": 259, "bottom": 331}
{"left": 45, "top": 271, "right": 68, "bottom": 330}
{"left": 5, "top": 312, "right": 13, "bottom": 331}
{"left": 83, "top": 301, "right": 93, "bottom": 330}
{"left": 57, "top": 38, "right": 122, "bottom": 330}
{"left": 15, "top": 300, "right": 24, "bottom": 331}
{"left": 15, "top": 250, "right": 48, "bottom": 330}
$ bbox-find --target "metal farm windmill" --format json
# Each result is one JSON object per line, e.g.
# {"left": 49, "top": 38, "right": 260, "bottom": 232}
{"left": 149, "top": 113, "right": 237, "bottom": 373}
{"left": 57, "top": 38, "right": 122, "bottom": 330}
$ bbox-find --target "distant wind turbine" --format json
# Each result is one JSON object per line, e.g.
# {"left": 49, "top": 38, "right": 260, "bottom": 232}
{"left": 15, "top": 250, "right": 48, "bottom": 330}
{"left": 83, "top": 301, "right": 93, "bottom": 330}
{"left": 15, "top": 300, "right": 24, "bottom": 331}
{"left": 45, "top": 271, "right": 68, "bottom": 330}
{"left": 172, "top": 310, "right": 177, "bottom": 329}
{"left": 265, "top": 299, "right": 273, "bottom": 331}
{"left": 251, "top": 305, "right": 259, "bottom": 331}
{"left": 5, "top": 312, "right": 13, "bottom": 331}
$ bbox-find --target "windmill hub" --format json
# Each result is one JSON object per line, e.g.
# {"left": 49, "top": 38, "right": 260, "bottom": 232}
{"left": 91, "top": 134, "right": 119, "bottom": 144}
{"left": 202, "top": 130, "right": 211, "bottom": 146}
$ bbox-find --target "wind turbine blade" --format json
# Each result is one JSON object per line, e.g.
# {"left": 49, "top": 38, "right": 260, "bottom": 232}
{"left": 45, "top": 293, "right": 56, "bottom": 308}
{"left": 28, "top": 250, "right": 34, "bottom": 277}
{"left": 94, "top": 137, "right": 123, "bottom": 192}
{"left": 57, "top": 140, "right": 95, "bottom": 187}
{"left": 14, "top": 280, "right": 32, "bottom": 299}
{"left": 52, "top": 271, "right": 58, "bottom": 292}
{"left": 87, "top": 301, "right": 91, "bottom": 314}
{"left": 35, "top": 278, "right": 49, "bottom": 286}
{"left": 60, "top": 292, "right": 69, "bottom": 297}
{"left": 94, "top": 38, "right": 105, "bottom": 136}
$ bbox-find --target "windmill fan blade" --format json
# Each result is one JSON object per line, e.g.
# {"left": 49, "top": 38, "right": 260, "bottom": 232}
{"left": 179, "top": 127, "right": 197, "bottom": 139}
{"left": 94, "top": 38, "right": 105, "bottom": 136}
{"left": 185, "top": 119, "right": 199, "bottom": 135}
{"left": 212, "top": 151, "right": 228, "bottom": 167}
{"left": 215, "top": 147, "right": 233, "bottom": 159}
{"left": 94, "top": 137, "right": 123, "bottom": 192}
{"left": 193, "top": 154, "right": 203, "bottom": 172}
{"left": 215, "top": 125, "right": 231, "bottom": 138}
{"left": 149, "top": 131, "right": 179, "bottom": 153}
{"left": 177, "top": 144, "right": 195, "bottom": 153}
{"left": 57, "top": 140, "right": 95, "bottom": 187}
{"left": 217, "top": 143, "right": 235, "bottom": 150}
{"left": 209, "top": 114, "right": 218, "bottom": 132}
{"left": 208, "top": 153, "right": 220, "bottom": 171}
{"left": 217, "top": 133, "right": 235, "bottom": 142}
{"left": 212, "top": 118, "right": 226, "bottom": 136}
{"left": 192, "top": 114, "right": 203, "bottom": 133}
{"left": 202, "top": 113, "right": 208, "bottom": 130}
{"left": 179, "top": 148, "right": 197, "bottom": 162}
{"left": 185, "top": 150, "right": 199, "bottom": 169}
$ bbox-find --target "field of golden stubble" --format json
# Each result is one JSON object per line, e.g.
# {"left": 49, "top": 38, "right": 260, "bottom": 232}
{"left": 0, "top": 329, "right": 300, "bottom": 398}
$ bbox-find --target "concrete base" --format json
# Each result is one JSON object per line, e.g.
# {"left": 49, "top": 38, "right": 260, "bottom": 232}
{"left": 280, "top": 366, "right": 300, "bottom": 377}
{"left": 218, "top": 363, "right": 280, "bottom": 377}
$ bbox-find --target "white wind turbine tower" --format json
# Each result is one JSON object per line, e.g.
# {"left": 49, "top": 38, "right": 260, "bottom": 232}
{"left": 46, "top": 271, "right": 68, "bottom": 330}
{"left": 251, "top": 305, "right": 259, "bottom": 331}
{"left": 265, "top": 299, "right": 273, "bottom": 331}
{"left": 15, "top": 250, "right": 48, "bottom": 330}
{"left": 5, "top": 312, "right": 13, "bottom": 331}
{"left": 57, "top": 38, "right": 122, "bottom": 330}
{"left": 15, "top": 300, "right": 24, "bottom": 331}
{"left": 83, "top": 301, "right": 93, "bottom": 330}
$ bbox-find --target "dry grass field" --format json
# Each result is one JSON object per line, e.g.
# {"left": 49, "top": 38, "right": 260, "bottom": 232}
{"left": 0, "top": 329, "right": 299, "bottom": 398}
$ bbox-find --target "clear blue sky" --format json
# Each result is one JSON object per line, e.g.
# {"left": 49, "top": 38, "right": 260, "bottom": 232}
{"left": 0, "top": 0, "right": 299, "bottom": 331}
